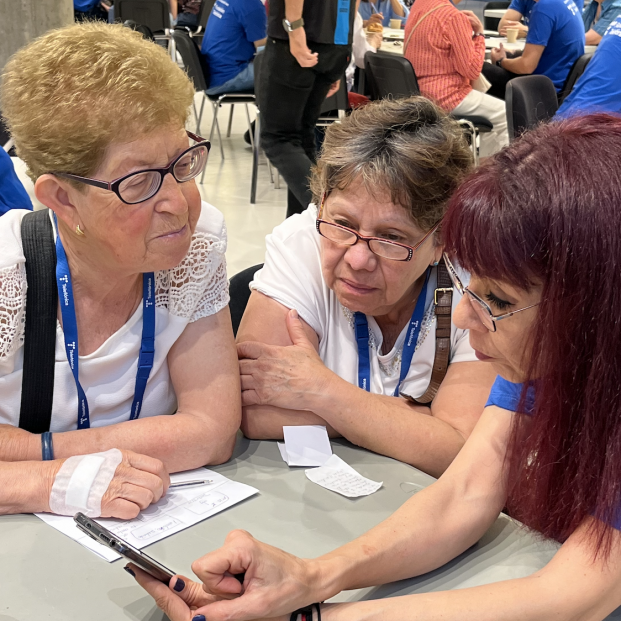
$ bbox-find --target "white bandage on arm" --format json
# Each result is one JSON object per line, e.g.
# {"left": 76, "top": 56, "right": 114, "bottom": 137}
{"left": 49, "top": 448, "right": 123, "bottom": 517}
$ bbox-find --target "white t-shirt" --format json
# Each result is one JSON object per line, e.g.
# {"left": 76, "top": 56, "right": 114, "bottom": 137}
{"left": 0, "top": 202, "right": 229, "bottom": 431}
{"left": 250, "top": 205, "right": 477, "bottom": 399}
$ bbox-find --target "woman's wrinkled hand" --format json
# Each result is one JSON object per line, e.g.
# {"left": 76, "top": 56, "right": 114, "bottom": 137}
{"left": 129, "top": 565, "right": 218, "bottom": 621}
{"left": 237, "top": 309, "right": 335, "bottom": 411}
{"left": 237, "top": 310, "right": 335, "bottom": 410}
{"left": 100, "top": 450, "right": 170, "bottom": 519}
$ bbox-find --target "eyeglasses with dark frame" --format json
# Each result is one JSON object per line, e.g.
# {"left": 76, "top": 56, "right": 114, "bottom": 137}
{"left": 53, "top": 131, "right": 210, "bottom": 205}
{"left": 443, "top": 253, "right": 539, "bottom": 332}
{"left": 316, "top": 193, "right": 441, "bottom": 262}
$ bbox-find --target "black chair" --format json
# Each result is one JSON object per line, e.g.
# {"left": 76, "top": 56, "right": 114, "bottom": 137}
{"left": 482, "top": 1, "right": 511, "bottom": 33}
{"left": 229, "top": 264, "right": 263, "bottom": 336}
{"left": 172, "top": 30, "right": 256, "bottom": 165}
{"left": 317, "top": 76, "right": 349, "bottom": 127}
{"left": 123, "top": 19, "right": 155, "bottom": 40}
{"left": 174, "top": 0, "right": 215, "bottom": 47}
{"left": 116, "top": 0, "right": 174, "bottom": 57}
{"left": 364, "top": 51, "right": 493, "bottom": 164}
{"left": 558, "top": 52, "right": 594, "bottom": 106}
{"left": 505, "top": 75, "right": 558, "bottom": 142}
{"left": 364, "top": 51, "right": 420, "bottom": 100}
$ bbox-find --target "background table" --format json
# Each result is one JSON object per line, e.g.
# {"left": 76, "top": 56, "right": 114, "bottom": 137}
{"left": 484, "top": 8, "right": 508, "bottom": 18}
{"left": 2, "top": 437, "right": 620, "bottom": 620}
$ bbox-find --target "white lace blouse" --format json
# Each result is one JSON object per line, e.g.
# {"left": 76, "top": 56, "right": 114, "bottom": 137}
{"left": 0, "top": 202, "right": 229, "bottom": 431}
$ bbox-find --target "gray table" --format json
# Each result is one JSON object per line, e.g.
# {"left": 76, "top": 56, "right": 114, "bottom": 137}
{"left": 2, "top": 437, "right": 619, "bottom": 620}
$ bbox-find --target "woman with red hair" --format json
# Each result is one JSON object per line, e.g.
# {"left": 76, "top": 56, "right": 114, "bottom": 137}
{"left": 133, "top": 113, "right": 621, "bottom": 621}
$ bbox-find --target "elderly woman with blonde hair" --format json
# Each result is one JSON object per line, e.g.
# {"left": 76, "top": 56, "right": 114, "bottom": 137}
{"left": 0, "top": 23, "right": 240, "bottom": 518}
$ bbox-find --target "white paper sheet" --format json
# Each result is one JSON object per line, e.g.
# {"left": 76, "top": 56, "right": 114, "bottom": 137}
{"left": 278, "top": 425, "right": 332, "bottom": 467}
{"left": 36, "top": 468, "right": 258, "bottom": 562}
{"left": 305, "top": 455, "right": 382, "bottom": 498}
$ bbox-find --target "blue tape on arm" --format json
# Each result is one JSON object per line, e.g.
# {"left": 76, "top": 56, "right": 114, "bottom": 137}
{"left": 485, "top": 375, "right": 536, "bottom": 415}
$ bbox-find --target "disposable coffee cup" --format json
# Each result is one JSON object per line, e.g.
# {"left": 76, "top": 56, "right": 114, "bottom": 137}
{"left": 506, "top": 28, "right": 519, "bottom": 43}
{"left": 389, "top": 18, "right": 402, "bottom": 29}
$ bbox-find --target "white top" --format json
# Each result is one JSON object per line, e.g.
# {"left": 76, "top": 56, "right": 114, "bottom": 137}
{"left": 251, "top": 205, "right": 477, "bottom": 399}
{"left": 0, "top": 202, "right": 229, "bottom": 431}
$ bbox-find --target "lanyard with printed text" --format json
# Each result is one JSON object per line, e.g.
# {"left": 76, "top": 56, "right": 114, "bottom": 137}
{"left": 354, "top": 269, "right": 430, "bottom": 397}
{"left": 54, "top": 215, "right": 156, "bottom": 429}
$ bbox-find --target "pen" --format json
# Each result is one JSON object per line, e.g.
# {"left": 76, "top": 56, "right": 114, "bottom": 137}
{"left": 170, "top": 479, "right": 213, "bottom": 489}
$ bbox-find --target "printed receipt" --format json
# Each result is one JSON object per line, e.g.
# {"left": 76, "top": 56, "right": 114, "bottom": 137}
{"left": 305, "top": 455, "right": 382, "bottom": 498}
{"left": 36, "top": 468, "right": 258, "bottom": 562}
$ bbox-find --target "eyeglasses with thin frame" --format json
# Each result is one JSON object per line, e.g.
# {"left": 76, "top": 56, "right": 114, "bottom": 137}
{"left": 443, "top": 253, "right": 539, "bottom": 332}
{"left": 53, "top": 131, "right": 210, "bottom": 205}
{"left": 316, "top": 193, "right": 440, "bottom": 262}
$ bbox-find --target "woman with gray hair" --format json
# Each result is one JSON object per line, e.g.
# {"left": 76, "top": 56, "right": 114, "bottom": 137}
{"left": 237, "top": 97, "right": 496, "bottom": 477}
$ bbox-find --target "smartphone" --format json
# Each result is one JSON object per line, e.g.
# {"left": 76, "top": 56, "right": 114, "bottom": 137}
{"left": 73, "top": 512, "right": 176, "bottom": 583}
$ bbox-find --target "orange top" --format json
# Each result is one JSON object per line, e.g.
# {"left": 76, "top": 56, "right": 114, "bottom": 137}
{"left": 404, "top": 0, "right": 485, "bottom": 111}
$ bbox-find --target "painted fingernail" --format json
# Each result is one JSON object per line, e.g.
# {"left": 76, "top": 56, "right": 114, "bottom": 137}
{"left": 192, "top": 616, "right": 206, "bottom": 621}
{"left": 173, "top": 578, "right": 186, "bottom": 592}
{"left": 124, "top": 566, "right": 135, "bottom": 577}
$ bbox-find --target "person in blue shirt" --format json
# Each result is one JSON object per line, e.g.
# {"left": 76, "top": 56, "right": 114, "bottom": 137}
{"left": 74, "top": 0, "right": 109, "bottom": 21}
{"left": 0, "top": 148, "right": 32, "bottom": 216}
{"left": 556, "top": 16, "right": 621, "bottom": 117}
{"left": 201, "top": 0, "right": 267, "bottom": 96}
{"left": 358, "top": 0, "right": 409, "bottom": 28}
{"left": 583, "top": 0, "right": 621, "bottom": 44}
{"left": 498, "top": 0, "right": 583, "bottom": 35}
{"left": 483, "top": 0, "right": 585, "bottom": 98}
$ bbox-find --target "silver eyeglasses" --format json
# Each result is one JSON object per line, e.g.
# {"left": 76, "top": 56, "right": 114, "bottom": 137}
{"left": 444, "top": 253, "right": 539, "bottom": 332}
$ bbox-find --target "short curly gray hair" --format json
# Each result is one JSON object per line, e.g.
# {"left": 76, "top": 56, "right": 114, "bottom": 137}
{"left": 310, "top": 96, "right": 473, "bottom": 232}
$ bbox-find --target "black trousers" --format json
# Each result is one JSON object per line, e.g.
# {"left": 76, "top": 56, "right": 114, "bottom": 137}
{"left": 258, "top": 38, "right": 350, "bottom": 218}
{"left": 481, "top": 51, "right": 523, "bottom": 101}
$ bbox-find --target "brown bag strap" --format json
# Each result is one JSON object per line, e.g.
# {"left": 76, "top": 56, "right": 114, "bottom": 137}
{"left": 410, "top": 259, "right": 453, "bottom": 405}
{"left": 404, "top": 4, "right": 445, "bottom": 55}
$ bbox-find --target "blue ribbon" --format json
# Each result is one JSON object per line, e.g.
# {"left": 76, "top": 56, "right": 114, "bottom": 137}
{"left": 354, "top": 270, "right": 430, "bottom": 397}
{"left": 54, "top": 215, "right": 156, "bottom": 429}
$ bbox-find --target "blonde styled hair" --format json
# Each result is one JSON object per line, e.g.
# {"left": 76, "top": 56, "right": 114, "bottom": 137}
{"left": 1, "top": 22, "right": 195, "bottom": 181}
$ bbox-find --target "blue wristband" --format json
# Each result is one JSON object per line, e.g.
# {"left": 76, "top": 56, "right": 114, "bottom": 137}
{"left": 41, "top": 431, "right": 54, "bottom": 461}
{"left": 485, "top": 376, "right": 536, "bottom": 415}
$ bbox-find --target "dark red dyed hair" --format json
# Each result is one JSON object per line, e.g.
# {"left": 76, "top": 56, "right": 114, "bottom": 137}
{"left": 443, "top": 114, "right": 621, "bottom": 558}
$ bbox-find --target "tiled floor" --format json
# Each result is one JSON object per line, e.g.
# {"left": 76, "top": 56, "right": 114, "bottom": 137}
{"left": 12, "top": 93, "right": 287, "bottom": 279}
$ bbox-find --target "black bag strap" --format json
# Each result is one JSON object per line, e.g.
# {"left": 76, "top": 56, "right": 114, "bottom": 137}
{"left": 19, "top": 209, "right": 58, "bottom": 433}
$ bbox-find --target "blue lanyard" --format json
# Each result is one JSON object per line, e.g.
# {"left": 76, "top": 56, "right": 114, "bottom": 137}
{"left": 54, "top": 216, "right": 156, "bottom": 429}
{"left": 354, "top": 269, "right": 430, "bottom": 397}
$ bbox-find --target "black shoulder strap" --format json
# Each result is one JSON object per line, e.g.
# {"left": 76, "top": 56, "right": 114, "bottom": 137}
{"left": 19, "top": 209, "right": 58, "bottom": 433}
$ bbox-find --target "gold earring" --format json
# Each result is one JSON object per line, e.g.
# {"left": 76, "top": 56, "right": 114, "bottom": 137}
{"left": 75, "top": 224, "right": 85, "bottom": 236}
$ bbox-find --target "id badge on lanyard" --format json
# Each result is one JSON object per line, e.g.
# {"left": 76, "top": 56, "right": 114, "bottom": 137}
{"left": 354, "top": 269, "right": 430, "bottom": 397}
{"left": 53, "top": 214, "right": 156, "bottom": 429}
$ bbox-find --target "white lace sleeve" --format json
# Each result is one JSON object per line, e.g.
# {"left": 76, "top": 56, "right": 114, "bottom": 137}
{"left": 156, "top": 225, "right": 230, "bottom": 322}
{"left": 0, "top": 263, "right": 27, "bottom": 360}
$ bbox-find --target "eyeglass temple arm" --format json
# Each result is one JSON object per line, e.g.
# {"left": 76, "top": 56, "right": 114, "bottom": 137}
{"left": 55, "top": 172, "right": 110, "bottom": 190}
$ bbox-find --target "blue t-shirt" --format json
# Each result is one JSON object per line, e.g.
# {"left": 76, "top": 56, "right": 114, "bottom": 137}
{"left": 557, "top": 16, "right": 621, "bottom": 117}
{"left": 201, "top": 0, "right": 267, "bottom": 89}
{"left": 0, "top": 149, "right": 32, "bottom": 217}
{"left": 485, "top": 375, "right": 621, "bottom": 530}
{"left": 74, "top": 0, "right": 100, "bottom": 11}
{"left": 358, "top": 0, "right": 409, "bottom": 27}
{"left": 583, "top": 0, "right": 621, "bottom": 34}
{"left": 527, "top": 0, "right": 585, "bottom": 91}
{"left": 508, "top": 0, "right": 537, "bottom": 25}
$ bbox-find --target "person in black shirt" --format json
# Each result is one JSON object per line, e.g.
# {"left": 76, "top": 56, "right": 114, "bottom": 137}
{"left": 259, "top": 0, "right": 356, "bottom": 217}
